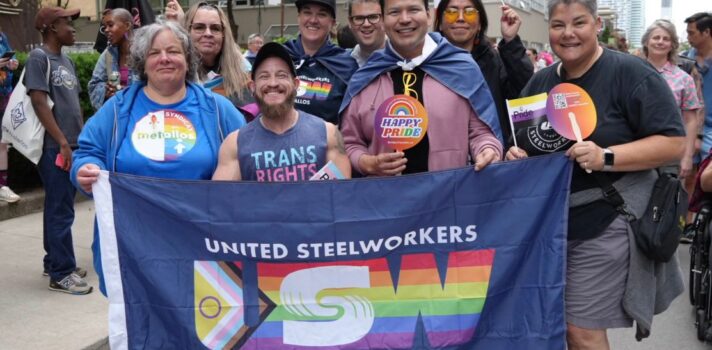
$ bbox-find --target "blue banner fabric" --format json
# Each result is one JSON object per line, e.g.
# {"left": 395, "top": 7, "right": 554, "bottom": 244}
{"left": 93, "top": 154, "right": 572, "bottom": 350}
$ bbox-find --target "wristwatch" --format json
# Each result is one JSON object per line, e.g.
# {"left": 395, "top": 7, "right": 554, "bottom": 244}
{"left": 602, "top": 148, "right": 614, "bottom": 171}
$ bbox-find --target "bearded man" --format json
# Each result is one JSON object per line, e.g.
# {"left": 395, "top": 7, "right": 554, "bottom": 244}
{"left": 213, "top": 43, "right": 351, "bottom": 182}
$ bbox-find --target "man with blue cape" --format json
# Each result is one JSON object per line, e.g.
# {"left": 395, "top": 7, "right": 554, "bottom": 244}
{"left": 283, "top": 0, "right": 358, "bottom": 125}
{"left": 339, "top": 0, "right": 503, "bottom": 176}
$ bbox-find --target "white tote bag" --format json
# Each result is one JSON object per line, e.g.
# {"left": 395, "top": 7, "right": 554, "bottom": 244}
{"left": 1, "top": 56, "right": 52, "bottom": 164}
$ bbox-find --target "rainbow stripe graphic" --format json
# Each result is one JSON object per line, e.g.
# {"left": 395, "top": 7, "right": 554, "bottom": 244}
{"left": 388, "top": 99, "right": 417, "bottom": 117}
{"left": 298, "top": 81, "right": 332, "bottom": 101}
{"left": 163, "top": 112, "right": 197, "bottom": 160}
{"left": 239, "top": 249, "right": 494, "bottom": 349}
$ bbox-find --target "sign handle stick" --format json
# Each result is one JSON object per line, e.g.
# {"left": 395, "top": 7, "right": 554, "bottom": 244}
{"left": 569, "top": 112, "right": 592, "bottom": 173}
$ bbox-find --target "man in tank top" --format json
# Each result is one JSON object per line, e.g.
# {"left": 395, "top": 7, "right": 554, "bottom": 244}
{"left": 213, "top": 43, "right": 351, "bottom": 182}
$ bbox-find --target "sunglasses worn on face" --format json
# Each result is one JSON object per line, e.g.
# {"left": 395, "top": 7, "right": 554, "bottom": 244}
{"left": 349, "top": 14, "right": 382, "bottom": 26}
{"left": 443, "top": 7, "right": 478, "bottom": 24}
{"left": 190, "top": 23, "right": 224, "bottom": 34}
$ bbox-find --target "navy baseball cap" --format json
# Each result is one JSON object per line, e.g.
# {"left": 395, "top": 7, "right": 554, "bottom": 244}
{"left": 295, "top": 0, "right": 336, "bottom": 18}
{"left": 251, "top": 42, "right": 297, "bottom": 80}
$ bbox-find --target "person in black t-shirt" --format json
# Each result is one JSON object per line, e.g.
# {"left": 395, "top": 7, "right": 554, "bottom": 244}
{"left": 505, "top": 1, "right": 685, "bottom": 348}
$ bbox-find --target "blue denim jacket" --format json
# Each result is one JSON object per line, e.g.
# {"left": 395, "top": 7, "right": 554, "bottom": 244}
{"left": 87, "top": 46, "right": 138, "bottom": 110}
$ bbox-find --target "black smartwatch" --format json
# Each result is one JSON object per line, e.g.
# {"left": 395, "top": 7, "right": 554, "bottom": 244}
{"left": 602, "top": 148, "right": 614, "bottom": 171}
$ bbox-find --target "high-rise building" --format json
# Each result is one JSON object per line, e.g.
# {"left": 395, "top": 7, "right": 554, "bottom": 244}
{"left": 628, "top": 0, "right": 644, "bottom": 48}
{"left": 597, "top": 0, "right": 646, "bottom": 49}
{"left": 661, "top": 0, "right": 672, "bottom": 20}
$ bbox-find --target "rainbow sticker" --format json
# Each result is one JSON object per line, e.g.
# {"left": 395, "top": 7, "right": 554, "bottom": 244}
{"left": 545, "top": 83, "right": 597, "bottom": 141}
{"left": 374, "top": 95, "right": 429, "bottom": 151}
{"left": 131, "top": 110, "right": 197, "bottom": 161}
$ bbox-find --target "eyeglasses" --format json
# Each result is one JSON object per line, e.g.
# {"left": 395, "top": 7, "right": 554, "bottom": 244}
{"left": 443, "top": 7, "right": 478, "bottom": 24}
{"left": 190, "top": 23, "right": 224, "bottom": 34}
{"left": 349, "top": 14, "right": 382, "bottom": 26}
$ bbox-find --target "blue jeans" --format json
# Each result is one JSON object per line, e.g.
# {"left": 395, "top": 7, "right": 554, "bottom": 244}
{"left": 38, "top": 147, "right": 77, "bottom": 282}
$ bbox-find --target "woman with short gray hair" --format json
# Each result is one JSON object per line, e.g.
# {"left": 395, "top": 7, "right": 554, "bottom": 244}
{"left": 70, "top": 19, "right": 246, "bottom": 296}
{"left": 642, "top": 19, "right": 702, "bottom": 180}
{"left": 506, "top": 0, "right": 686, "bottom": 348}
{"left": 129, "top": 19, "right": 199, "bottom": 83}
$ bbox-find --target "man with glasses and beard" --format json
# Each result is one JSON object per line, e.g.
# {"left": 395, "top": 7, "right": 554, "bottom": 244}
{"left": 213, "top": 43, "right": 351, "bottom": 182}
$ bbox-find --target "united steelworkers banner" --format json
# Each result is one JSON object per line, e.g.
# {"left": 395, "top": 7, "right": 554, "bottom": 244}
{"left": 93, "top": 154, "right": 572, "bottom": 350}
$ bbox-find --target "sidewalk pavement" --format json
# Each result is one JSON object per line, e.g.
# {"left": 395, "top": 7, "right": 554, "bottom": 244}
{"left": 0, "top": 190, "right": 108, "bottom": 350}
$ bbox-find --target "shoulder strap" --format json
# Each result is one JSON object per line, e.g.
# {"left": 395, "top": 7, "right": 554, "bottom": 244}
{"left": 592, "top": 172, "right": 637, "bottom": 221}
{"left": 44, "top": 55, "right": 50, "bottom": 85}
{"left": 105, "top": 49, "right": 114, "bottom": 78}
{"left": 32, "top": 48, "right": 52, "bottom": 86}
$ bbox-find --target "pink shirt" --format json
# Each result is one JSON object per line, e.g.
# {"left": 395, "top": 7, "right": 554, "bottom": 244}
{"left": 340, "top": 74, "right": 503, "bottom": 175}
{"left": 659, "top": 62, "right": 703, "bottom": 111}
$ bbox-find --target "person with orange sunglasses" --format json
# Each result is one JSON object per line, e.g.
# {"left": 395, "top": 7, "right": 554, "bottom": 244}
{"left": 434, "top": 1, "right": 533, "bottom": 148}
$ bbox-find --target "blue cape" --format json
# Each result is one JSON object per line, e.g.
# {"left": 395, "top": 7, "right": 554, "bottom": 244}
{"left": 283, "top": 35, "right": 358, "bottom": 86}
{"left": 339, "top": 32, "right": 503, "bottom": 144}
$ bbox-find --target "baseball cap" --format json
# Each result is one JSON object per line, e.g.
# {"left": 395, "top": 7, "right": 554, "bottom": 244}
{"left": 35, "top": 7, "right": 80, "bottom": 31}
{"left": 295, "top": 0, "right": 336, "bottom": 18}
{"left": 251, "top": 42, "right": 297, "bottom": 80}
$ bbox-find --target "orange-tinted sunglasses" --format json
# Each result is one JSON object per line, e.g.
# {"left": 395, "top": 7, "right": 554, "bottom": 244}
{"left": 443, "top": 7, "right": 479, "bottom": 24}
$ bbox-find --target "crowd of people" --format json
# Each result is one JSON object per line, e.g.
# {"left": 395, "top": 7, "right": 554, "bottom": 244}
{"left": 3, "top": 0, "right": 711, "bottom": 348}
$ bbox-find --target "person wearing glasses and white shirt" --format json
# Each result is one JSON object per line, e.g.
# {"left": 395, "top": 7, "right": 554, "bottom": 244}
{"left": 347, "top": 0, "right": 386, "bottom": 67}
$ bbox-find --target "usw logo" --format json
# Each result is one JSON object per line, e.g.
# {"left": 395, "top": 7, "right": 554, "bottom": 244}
{"left": 296, "top": 80, "right": 332, "bottom": 101}
{"left": 194, "top": 249, "right": 494, "bottom": 349}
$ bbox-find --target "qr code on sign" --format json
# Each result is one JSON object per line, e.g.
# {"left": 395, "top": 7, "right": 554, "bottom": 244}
{"left": 552, "top": 93, "right": 567, "bottom": 109}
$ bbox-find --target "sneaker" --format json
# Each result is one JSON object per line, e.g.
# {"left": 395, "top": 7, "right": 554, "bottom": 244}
{"left": 49, "top": 274, "right": 93, "bottom": 295}
{"left": 0, "top": 186, "right": 20, "bottom": 203}
{"left": 43, "top": 267, "right": 88, "bottom": 278}
{"left": 680, "top": 224, "right": 694, "bottom": 244}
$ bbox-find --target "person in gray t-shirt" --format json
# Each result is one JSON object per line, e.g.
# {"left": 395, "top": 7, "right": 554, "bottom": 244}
{"left": 26, "top": 6, "right": 92, "bottom": 295}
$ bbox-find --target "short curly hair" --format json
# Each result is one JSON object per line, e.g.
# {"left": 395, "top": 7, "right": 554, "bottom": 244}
{"left": 129, "top": 19, "right": 198, "bottom": 83}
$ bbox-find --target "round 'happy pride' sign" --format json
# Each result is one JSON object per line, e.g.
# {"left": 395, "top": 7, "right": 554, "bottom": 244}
{"left": 545, "top": 83, "right": 597, "bottom": 141}
{"left": 374, "top": 95, "right": 429, "bottom": 151}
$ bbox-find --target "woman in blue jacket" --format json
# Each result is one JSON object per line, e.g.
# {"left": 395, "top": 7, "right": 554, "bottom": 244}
{"left": 71, "top": 20, "right": 245, "bottom": 294}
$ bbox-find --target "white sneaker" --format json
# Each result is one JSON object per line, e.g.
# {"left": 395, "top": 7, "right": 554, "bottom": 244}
{"left": 0, "top": 186, "right": 19, "bottom": 203}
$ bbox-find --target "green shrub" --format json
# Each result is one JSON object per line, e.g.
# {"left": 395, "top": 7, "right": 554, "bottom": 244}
{"left": 69, "top": 52, "right": 100, "bottom": 120}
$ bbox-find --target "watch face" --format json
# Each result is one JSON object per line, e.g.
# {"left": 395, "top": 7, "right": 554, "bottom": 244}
{"left": 604, "top": 150, "right": 614, "bottom": 166}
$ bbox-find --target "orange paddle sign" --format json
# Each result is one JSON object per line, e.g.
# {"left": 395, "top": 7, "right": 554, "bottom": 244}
{"left": 374, "top": 95, "right": 429, "bottom": 151}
